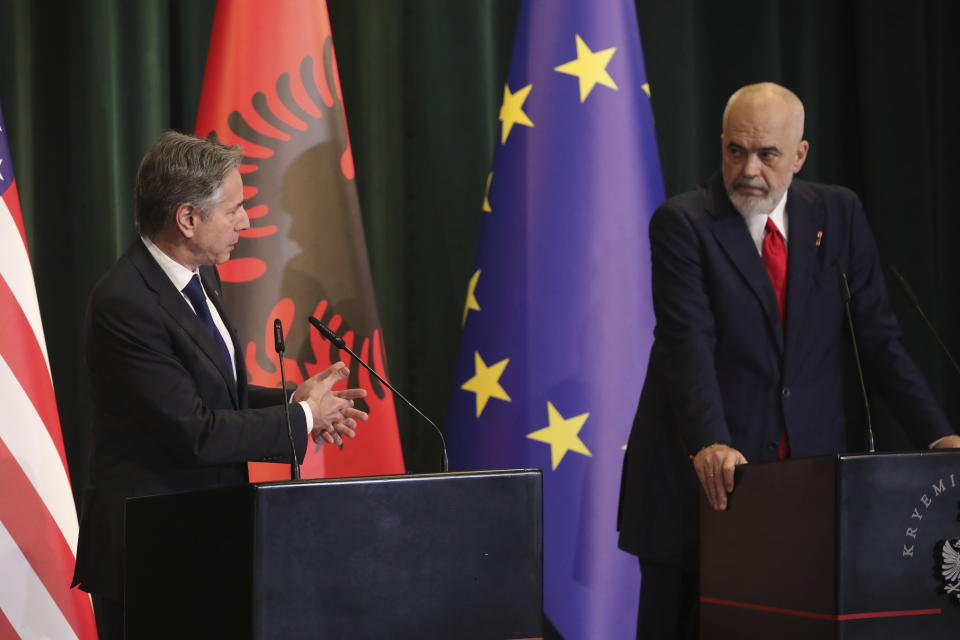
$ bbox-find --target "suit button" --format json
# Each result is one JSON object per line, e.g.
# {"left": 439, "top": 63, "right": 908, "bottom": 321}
{"left": 781, "top": 387, "right": 791, "bottom": 398}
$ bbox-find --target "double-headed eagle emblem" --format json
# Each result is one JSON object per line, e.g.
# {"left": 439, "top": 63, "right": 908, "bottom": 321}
{"left": 940, "top": 539, "right": 960, "bottom": 601}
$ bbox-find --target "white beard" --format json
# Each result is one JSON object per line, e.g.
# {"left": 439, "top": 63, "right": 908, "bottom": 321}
{"left": 727, "top": 176, "right": 792, "bottom": 216}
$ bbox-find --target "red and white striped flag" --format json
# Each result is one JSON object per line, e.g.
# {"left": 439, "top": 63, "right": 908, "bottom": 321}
{"left": 0, "top": 107, "right": 98, "bottom": 638}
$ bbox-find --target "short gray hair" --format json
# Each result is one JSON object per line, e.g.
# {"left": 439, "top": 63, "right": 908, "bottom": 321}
{"left": 134, "top": 131, "right": 243, "bottom": 238}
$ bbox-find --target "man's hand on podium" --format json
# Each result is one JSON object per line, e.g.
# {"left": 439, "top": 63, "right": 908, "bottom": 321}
{"left": 692, "top": 444, "right": 747, "bottom": 511}
{"left": 933, "top": 435, "right": 960, "bottom": 449}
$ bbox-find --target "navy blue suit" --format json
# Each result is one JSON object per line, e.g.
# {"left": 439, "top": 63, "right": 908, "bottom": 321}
{"left": 618, "top": 174, "right": 953, "bottom": 565}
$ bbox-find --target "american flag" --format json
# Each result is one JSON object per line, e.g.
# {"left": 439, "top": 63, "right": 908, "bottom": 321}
{"left": 0, "top": 106, "right": 97, "bottom": 638}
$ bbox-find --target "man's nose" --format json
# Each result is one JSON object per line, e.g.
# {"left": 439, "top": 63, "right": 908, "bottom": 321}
{"left": 742, "top": 153, "right": 762, "bottom": 177}
{"left": 238, "top": 206, "right": 251, "bottom": 230}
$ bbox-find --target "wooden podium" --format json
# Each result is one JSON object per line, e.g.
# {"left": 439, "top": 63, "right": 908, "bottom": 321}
{"left": 125, "top": 469, "right": 543, "bottom": 639}
{"left": 700, "top": 451, "right": 960, "bottom": 639}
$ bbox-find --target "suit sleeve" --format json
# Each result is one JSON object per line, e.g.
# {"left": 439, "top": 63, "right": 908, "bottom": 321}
{"left": 648, "top": 205, "right": 733, "bottom": 454}
{"left": 248, "top": 385, "right": 289, "bottom": 409}
{"left": 842, "top": 191, "right": 954, "bottom": 445}
{"left": 86, "top": 286, "right": 308, "bottom": 466}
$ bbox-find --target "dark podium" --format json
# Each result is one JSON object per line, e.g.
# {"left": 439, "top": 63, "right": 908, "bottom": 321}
{"left": 125, "top": 469, "right": 543, "bottom": 639}
{"left": 700, "top": 451, "right": 960, "bottom": 639}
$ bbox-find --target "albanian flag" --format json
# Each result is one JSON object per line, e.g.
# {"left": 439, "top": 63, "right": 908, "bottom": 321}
{"left": 195, "top": 0, "right": 404, "bottom": 479}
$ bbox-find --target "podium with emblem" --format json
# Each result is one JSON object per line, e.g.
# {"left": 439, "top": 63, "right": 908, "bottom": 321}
{"left": 700, "top": 451, "right": 960, "bottom": 639}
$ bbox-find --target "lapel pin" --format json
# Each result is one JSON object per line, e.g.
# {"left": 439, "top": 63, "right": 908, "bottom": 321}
{"left": 816, "top": 231, "right": 823, "bottom": 247}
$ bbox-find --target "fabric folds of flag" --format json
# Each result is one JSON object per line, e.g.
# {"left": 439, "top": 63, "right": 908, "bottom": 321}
{"left": 446, "top": 2, "right": 664, "bottom": 637}
{"left": 195, "top": 0, "right": 404, "bottom": 479}
{"left": 0, "top": 108, "right": 98, "bottom": 638}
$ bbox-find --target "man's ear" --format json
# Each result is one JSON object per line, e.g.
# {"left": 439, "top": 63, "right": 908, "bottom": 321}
{"left": 174, "top": 203, "right": 199, "bottom": 238}
{"left": 793, "top": 140, "right": 810, "bottom": 174}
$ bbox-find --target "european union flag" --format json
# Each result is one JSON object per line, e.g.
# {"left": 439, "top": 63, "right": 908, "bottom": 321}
{"left": 446, "top": 1, "right": 664, "bottom": 637}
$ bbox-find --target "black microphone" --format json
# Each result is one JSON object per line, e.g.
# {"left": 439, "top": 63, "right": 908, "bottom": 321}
{"left": 308, "top": 315, "right": 449, "bottom": 472}
{"left": 274, "top": 319, "right": 300, "bottom": 480}
{"left": 311, "top": 318, "right": 347, "bottom": 349}
{"left": 889, "top": 266, "right": 960, "bottom": 378}
{"left": 837, "top": 267, "right": 876, "bottom": 453}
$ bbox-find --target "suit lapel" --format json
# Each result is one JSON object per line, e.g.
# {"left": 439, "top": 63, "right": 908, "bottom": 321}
{"left": 707, "top": 178, "right": 784, "bottom": 353}
{"left": 783, "top": 181, "right": 826, "bottom": 356}
{"left": 129, "top": 241, "right": 240, "bottom": 408}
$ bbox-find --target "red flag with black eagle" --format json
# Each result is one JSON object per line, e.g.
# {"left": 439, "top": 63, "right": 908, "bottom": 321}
{"left": 195, "top": 0, "right": 404, "bottom": 479}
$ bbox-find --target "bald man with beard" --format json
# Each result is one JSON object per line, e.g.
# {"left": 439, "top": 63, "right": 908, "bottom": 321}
{"left": 617, "top": 83, "right": 960, "bottom": 639}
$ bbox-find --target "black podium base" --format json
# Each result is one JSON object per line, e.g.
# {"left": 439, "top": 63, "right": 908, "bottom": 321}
{"left": 126, "top": 469, "right": 543, "bottom": 640}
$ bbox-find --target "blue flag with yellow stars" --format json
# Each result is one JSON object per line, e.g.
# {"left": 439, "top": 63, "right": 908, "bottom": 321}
{"left": 446, "top": 1, "right": 664, "bottom": 637}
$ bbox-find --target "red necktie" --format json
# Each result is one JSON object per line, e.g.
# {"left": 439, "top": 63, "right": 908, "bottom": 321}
{"left": 762, "top": 217, "right": 790, "bottom": 459}
{"left": 762, "top": 217, "right": 787, "bottom": 323}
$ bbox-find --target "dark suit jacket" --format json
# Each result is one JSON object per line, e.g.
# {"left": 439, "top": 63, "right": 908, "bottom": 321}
{"left": 72, "top": 240, "right": 308, "bottom": 599}
{"left": 617, "top": 174, "right": 953, "bottom": 566}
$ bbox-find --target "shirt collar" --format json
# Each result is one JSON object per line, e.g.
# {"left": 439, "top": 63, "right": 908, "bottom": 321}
{"left": 740, "top": 188, "right": 789, "bottom": 254}
{"left": 768, "top": 189, "right": 788, "bottom": 241}
{"left": 141, "top": 236, "right": 199, "bottom": 293}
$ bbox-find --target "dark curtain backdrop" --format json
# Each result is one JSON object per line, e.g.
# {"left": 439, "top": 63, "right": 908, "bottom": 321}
{"left": 1, "top": 0, "right": 958, "bottom": 500}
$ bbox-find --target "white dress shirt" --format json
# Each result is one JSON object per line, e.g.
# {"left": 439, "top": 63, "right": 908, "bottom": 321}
{"left": 740, "top": 189, "right": 789, "bottom": 256}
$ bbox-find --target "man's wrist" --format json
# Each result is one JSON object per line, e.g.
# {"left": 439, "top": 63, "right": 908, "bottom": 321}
{"left": 697, "top": 442, "right": 731, "bottom": 454}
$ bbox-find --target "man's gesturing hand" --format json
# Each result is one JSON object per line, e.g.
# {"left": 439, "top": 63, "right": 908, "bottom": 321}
{"left": 291, "top": 362, "right": 369, "bottom": 445}
{"left": 692, "top": 444, "right": 747, "bottom": 511}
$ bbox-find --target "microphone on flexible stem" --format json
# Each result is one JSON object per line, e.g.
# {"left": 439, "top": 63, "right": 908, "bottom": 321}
{"left": 274, "top": 319, "right": 300, "bottom": 480}
{"left": 307, "top": 315, "right": 449, "bottom": 472}
{"left": 837, "top": 267, "right": 876, "bottom": 453}
{"left": 889, "top": 266, "right": 960, "bottom": 378}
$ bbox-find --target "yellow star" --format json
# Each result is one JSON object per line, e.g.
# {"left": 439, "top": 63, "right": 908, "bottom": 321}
{"left": 462, "top": 269, "right": 481, "bottom": 326}
{"left": 554, "top": 34, "right": 618, "bottom": 102}
{"left": 499, "top": 83, "right": 534, "bottom": 144}
{"left": 460, "top": 352, "right": 511, "bottom": 417}
{"left": 642, "top": 82, "right": 651, "bottom": 97}
{"left": 527, "top": 402, "right": 592, "bottom": 470}
{"left": 482, "top": 172, "right": 493, "bottom": 212}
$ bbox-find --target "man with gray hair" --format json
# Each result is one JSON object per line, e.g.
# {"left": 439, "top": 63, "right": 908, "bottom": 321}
{"left": 72, "top": 131, "right": 367, "bottom": 639}
{"left": 617, "top": 83, "right": 960, "bottom": 638}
